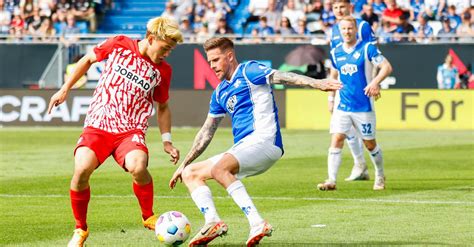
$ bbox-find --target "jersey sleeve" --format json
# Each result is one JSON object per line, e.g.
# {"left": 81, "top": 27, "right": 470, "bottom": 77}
{"left": 208, "top": 89, "right": 226, "bottom": 117}
{"left": 366, "top": 43, "right": 385, "bottom": 66}
{"left": 152, "top": 65, "right": 171, "bottom": 104}
{"left": 243, "top": 61, "right": 275, "bottom": 85}
{"left": 360, "top": 21, "right": 376, "bottom": 43}
{"left": 93, "top": 35, "right": 125, "bottom": 62}
{"left": 329, "top": 48, "right": 338, "bottom": 70}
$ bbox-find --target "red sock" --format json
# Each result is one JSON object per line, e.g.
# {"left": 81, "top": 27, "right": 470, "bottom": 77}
{"left": 70, "top": 187, "right": 90, "bottom": 231}
{"left": 133, "top": 181, "right": 154, "bottom": 220}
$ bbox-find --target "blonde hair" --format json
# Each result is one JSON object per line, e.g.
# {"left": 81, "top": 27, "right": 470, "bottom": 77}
{"left": 340, "top": 16, "right": 357, "bottom": 27}
{"left": 146, "top": 17, "right": 183, "bottom": 43}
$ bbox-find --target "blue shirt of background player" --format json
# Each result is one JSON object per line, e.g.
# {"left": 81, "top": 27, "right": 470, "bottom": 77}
{"left": 330, "top": 42, "right": 385, "bottom": 112}
{"left": 208, "top": 61, "right": 283, "bottom": 151}
{"left": 330, "top": 18, "right": 376, "bottom": 49}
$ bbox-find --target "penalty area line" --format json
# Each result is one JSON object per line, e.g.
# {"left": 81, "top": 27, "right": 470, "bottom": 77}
{"left": 0, "top": 194, "right": 472, "bottom": 205}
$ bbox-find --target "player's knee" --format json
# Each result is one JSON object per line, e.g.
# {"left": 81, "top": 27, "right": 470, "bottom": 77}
{"left": 125, "top": 156, "right": 148, "bottom": 174}
{"left": 364, "top": 140, "right": 377, "bottom": 151}
{"left": 210, "top": 165, "right": 229, "bottom": 181}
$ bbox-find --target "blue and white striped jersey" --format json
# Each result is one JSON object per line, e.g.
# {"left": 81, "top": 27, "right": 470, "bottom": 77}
{"left": 208, "top": 61, "right": 283, "bottom": 150}
{"left": 330, "top": 18, "right": 376, "bottom": 49}
{"left": 330, "top": 42, "right": 385, "bottom": 112}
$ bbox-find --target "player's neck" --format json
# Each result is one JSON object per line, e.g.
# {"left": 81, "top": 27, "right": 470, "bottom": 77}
{"left": 226, "top": 61, "right": 239, "bottom": 80}
{"left": 343, "top": 40, "right": 357, "bottom": 50}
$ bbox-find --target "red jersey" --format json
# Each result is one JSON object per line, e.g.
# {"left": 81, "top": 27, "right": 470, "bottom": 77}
{"left": 84, "top": 35, "right": 171, "bottom": 133}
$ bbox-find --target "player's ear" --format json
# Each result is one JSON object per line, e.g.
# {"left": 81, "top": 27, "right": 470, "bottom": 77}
{"left": 147, "top": 35, "right": 154, "bottom": 45}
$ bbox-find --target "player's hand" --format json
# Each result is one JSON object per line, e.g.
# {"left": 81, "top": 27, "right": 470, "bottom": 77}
{"left": 169, "top": 164, "right": 184, "bottom": 189}
{"left": 316, "top": 78, "right": 343, "bottom": 91}
{"left": 47, "top": 89, "right": 68, "bottom": 114}
{"left": 364, "top": 82, "right": 381, "bottom": 97}
{"left": 164, "top": 142, "right": 180, "bottom": 164}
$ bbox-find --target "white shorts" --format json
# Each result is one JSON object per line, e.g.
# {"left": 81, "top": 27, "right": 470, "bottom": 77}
{"left": 209, "top": 134, "right": 283, "bottom": 179}
{"left": 330, "top": 109, "right": 376, "bottom": 140}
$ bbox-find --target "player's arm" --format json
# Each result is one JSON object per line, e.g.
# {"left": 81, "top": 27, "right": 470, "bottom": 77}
{"left": 270, "top": 71, "right": 342, "bottom": 91}
{"left": 364, "top": 59, "right": 392, "bottom": 97}
{"left": 169, "top": 116, "right": 223, "bottom": 189}
{"left": 47, "top": 51, "right": 97, "bottom": 113}
{"left": 157, "top": 101, "right": 180, "bottom": 164}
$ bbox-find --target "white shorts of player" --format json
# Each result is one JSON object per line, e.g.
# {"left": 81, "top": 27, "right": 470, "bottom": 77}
{"left": 330, "top": 109, "right": 376, "bottom": 140}
{"left": 209, "top": 134, "right": 283, "bottom": 179}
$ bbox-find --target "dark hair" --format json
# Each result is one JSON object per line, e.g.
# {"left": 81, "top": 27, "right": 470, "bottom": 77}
{"left": 332, "top": 0, "right": 350, "bottom": 4}
{"left": 203, "top": 37, "right": 234, "bottom": 52}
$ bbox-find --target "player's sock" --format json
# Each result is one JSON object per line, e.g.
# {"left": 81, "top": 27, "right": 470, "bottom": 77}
{"left": 328, "top": 147, "right": 342, "bottom": 182}
{"left": 133, "top": 181, "right": 154, "bottom": 220}
{"left": 347, "top": 136, "right": 366, "bottom": 166}
{"left": 226, "top": 180, "right": 263, "bottom": 227}
{"left": 191, "top": 185, "right": 221, "bottom": 224}
{"left": 369, "top": 145, "right": 384, "bottom": 177}
{"left": 70, "top": 187, "right": 90, "bottom": 231}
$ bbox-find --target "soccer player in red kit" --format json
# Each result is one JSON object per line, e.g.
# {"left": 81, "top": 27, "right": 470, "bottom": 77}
{"left": 47, "top": 17, "right": 183, "bottom": 247}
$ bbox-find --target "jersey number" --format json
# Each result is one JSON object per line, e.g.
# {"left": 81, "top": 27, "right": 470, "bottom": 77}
{"left": 132, "top": 134, "right": 145, "bottom": 145}
{"left": 361, "top": 124, "right": 372, "bottom": 135}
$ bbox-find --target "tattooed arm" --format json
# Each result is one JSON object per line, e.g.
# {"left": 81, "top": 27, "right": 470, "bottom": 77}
{"left": 169, "top": 116, "right": 223, "bottom": 188}
{"left": 181, "top": 116, "right": 223, "bottom": 167}
{"left": 270, "top": 70, "right": 342, "bottom": 91}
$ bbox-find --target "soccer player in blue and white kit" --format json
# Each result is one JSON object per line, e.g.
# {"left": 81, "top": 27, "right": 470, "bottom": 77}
{"left": 327, "top": 0, "right": 377, "bottom": 182}
{"left": 317, "top": 16, "right": 392, "bottom": 191}
{"left": 168, "top": 37, "right": 341, "bottom": 246}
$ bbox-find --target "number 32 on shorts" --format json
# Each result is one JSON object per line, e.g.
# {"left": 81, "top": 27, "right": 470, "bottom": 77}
{"left": 361, "top": 123, "right": 372, "bottom": 135}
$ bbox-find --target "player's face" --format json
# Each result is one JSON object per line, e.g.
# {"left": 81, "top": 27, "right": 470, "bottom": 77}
{"left": 340, "top": 20, "right": 357, "bottom": 44}
{"left": 333, "top": 2, "right": 351, "bottom": 20}
{"left": 147, "top": 36, "right": 177, "bottom": 63}
{"left": 206, "top": 48, "right": 233, "bottom": 80}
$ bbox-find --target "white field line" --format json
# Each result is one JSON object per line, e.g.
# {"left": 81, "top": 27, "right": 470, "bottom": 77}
{"left": 0, "top": 194, "right": 472, "bottom": 205}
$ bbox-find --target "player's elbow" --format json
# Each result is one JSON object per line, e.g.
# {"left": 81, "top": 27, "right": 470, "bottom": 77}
{"left": 383, "top": 60, "right": 393, "bottom": 75}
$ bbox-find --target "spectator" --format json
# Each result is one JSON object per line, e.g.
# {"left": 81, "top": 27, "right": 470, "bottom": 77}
{"left": 0, "top": 0, "right": 12, "bottom": 34}
{"left": 410, "top": 0, "right": 425, "bottom": 19}
{"left": 353, "top": 0, "right": 368, "bottom": 16}
{"left": 320, "top": 0, "right": 336, "bottom": 27}
{"left": 446, "top": 5, "right": 462, "bottom": 31}
{"left": 179, "top": 16, "right": 194, "bottom": 35}
{"left": 256, "top": 16, "right": 275, "bottom": 36}
{"left": 423, "top": 0, "right": 442, "bottom": 20}
{"left": 9, "top": 9, "right": 25, "bottom": 39}
{"left": 37, "top": 0, "right": 53, "bottom": 18}
{"left": 282, "top": 0, "right": 305, "bottom": 28}
{"left": 204, "top": 1, "right": 221, "bottom": 34}
{"left": 161, "top": 2, "right": 179, "bottom": 24}
{"left": 214, "top": 0, "right": 231, "bottom": 17}
{"left": 264, "top": 0, "right": 281, "bottom": 30}
{"left": 378, "top": 20, "right": 395, "bottom": 43}
{"left": 440, "top": 0, "right": 470, "bottom": 16}
{"left": 5, "top": 0, "right": 19, "bottom": 14}
{"left": 193, "top": 0, "right": 207, "bottom": 20}
{"left": 372, "top": 0, "right": 386, "bottom": 16}
{"left": 393, "top": 13, "right": 416, "bottom": 42}
{"left": 277, "top": 16, "right": 296, "bottom": 35}
{"left": 37, "top": 17, "right": 56, "bottom": 41}
{"left": 171, "top": 0, "right": 193, "bottom": 21}
{"left": 361, "top": 3, "right": 379, "bottom": 31}
{"left": 60, "top": 13, "right": 80, "bottom": 46}
{"left": 19, "top": 0, "right": 34, "bottom": 20}
{"left": 382, "top": 0, "right": 403, "bottom": 27}
{"left": 437, "top": 54, "right": 460, "bottom": 89}
{"left": 215, "top": 17, "right": 234, "bottom": 35}
{"left": 437, "top": 16, "right": 456, "bottom": 41}
{"left": 195, "top": 22, "right": 210, "bottom": 43}
{"left": 305, "top": 0, "right": 323, "bottom": 22}
{"left": 26, "top": 6, "right": 42, "bottom": 36}
{"left": 244, "top": 0, "right": 269, "bottom": 30}
{"left": 72, "top": 0, "right": 96, "bottom": 32}
{"left": 295, "top": 17, "right": 309, "bottom": 35}
{"left": 456, "top": 11, "right": 473, "bottom": 42}
{"left": 416, "top": 14, "right": 434, "bottom": 43}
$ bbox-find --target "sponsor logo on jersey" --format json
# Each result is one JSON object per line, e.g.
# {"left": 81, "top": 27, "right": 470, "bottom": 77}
{"left": 337, "top": 57, "right": 346, "bottom": 61}
{"left": 341, "top": 64, "right": 358, "bottom": 76}
{"left": 353, "top": 51, "right": 361, "bottom": 59}
{"left": 113, "top": 64, "right": 151, "bottom": 91}
{"left": 226, "top": 95, "right": 237, "bottom": 113}
{"left": 234, "top": 79, "right": 241, "bottom": 88}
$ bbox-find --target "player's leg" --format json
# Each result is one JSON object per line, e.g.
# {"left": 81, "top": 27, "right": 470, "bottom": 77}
{"left": 318, "top": 110, "right": 350, "bottom": 191}
{"left": 113, "top": 131, "right": 156, "bottom": 229}
{"left": 345, "top": 130, "right": 369, "bottom": 181}
{"left": 220, "top": 138, "right": 282, "bottom": 246}
{"left": 68, "top": 147, "right": 100, "bottom": 247}
{"left": 353, "top": 112, "right": 384, "bottom": 190}
{"left": 181, "top": 159, "right": 228, "bottom": 246}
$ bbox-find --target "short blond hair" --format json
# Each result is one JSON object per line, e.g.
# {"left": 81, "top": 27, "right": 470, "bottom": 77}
{"left": 146, "top": 17, "right": 183, "bottom": 43}
{"left": 340, "top": 16, "right": 357, "bottom": 27}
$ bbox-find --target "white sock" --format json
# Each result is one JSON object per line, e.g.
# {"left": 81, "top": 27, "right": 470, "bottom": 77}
{"left": 190, "top": 186, "right": 221, "bottom": 224}
{"left": 346, "top": 136, "right": 366, "bottom": 167}
{"left": 369, "top": 145, "right": 384, "bottom": 177}
{"left": 226, "top": 180, "right": 263, "bottom": 227}
{"left": 328, "top": 147, "right": 342, "bottom": 182}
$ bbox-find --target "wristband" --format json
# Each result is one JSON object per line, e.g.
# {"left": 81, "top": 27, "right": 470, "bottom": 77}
{"left": 161, "top": 132, "right": 172, "bottom": 143}
{"left": 328, "top": 96, "right": 335, "bottom": 102}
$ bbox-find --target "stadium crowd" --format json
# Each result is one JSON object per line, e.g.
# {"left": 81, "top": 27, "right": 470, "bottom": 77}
{"left": 0, "top": 0, "right": 472, "bottom": 43}
{"left": 0, "top": 0, "right": 110, "bottom": 41}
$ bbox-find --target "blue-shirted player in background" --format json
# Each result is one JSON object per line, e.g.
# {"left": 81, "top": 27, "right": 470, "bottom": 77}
{"left": 317, "top": 16, "right": 392, "bottom": 191}
{"left": 169, "top": 37, "right": 342, "bottom": 247}
{"left": 327, "top": 0, "right": 378, "bottom": 182}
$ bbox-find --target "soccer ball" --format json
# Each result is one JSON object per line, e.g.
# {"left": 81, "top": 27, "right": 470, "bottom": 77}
{"left": 155, "top": 211, "right": 191, "bottom": 246}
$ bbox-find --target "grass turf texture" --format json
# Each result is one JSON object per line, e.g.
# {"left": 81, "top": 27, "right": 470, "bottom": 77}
{"left": 1, "top": 128, "right": 473, "bottom": 246}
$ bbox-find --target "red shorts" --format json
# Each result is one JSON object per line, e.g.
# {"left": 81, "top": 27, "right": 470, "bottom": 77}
{"left": 74, "top": 127, "right": 149, "bottom": 170}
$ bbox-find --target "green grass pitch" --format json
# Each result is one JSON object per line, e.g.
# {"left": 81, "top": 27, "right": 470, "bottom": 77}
{"left": 1, "top": 128, "right": 473, "bottom": 246}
